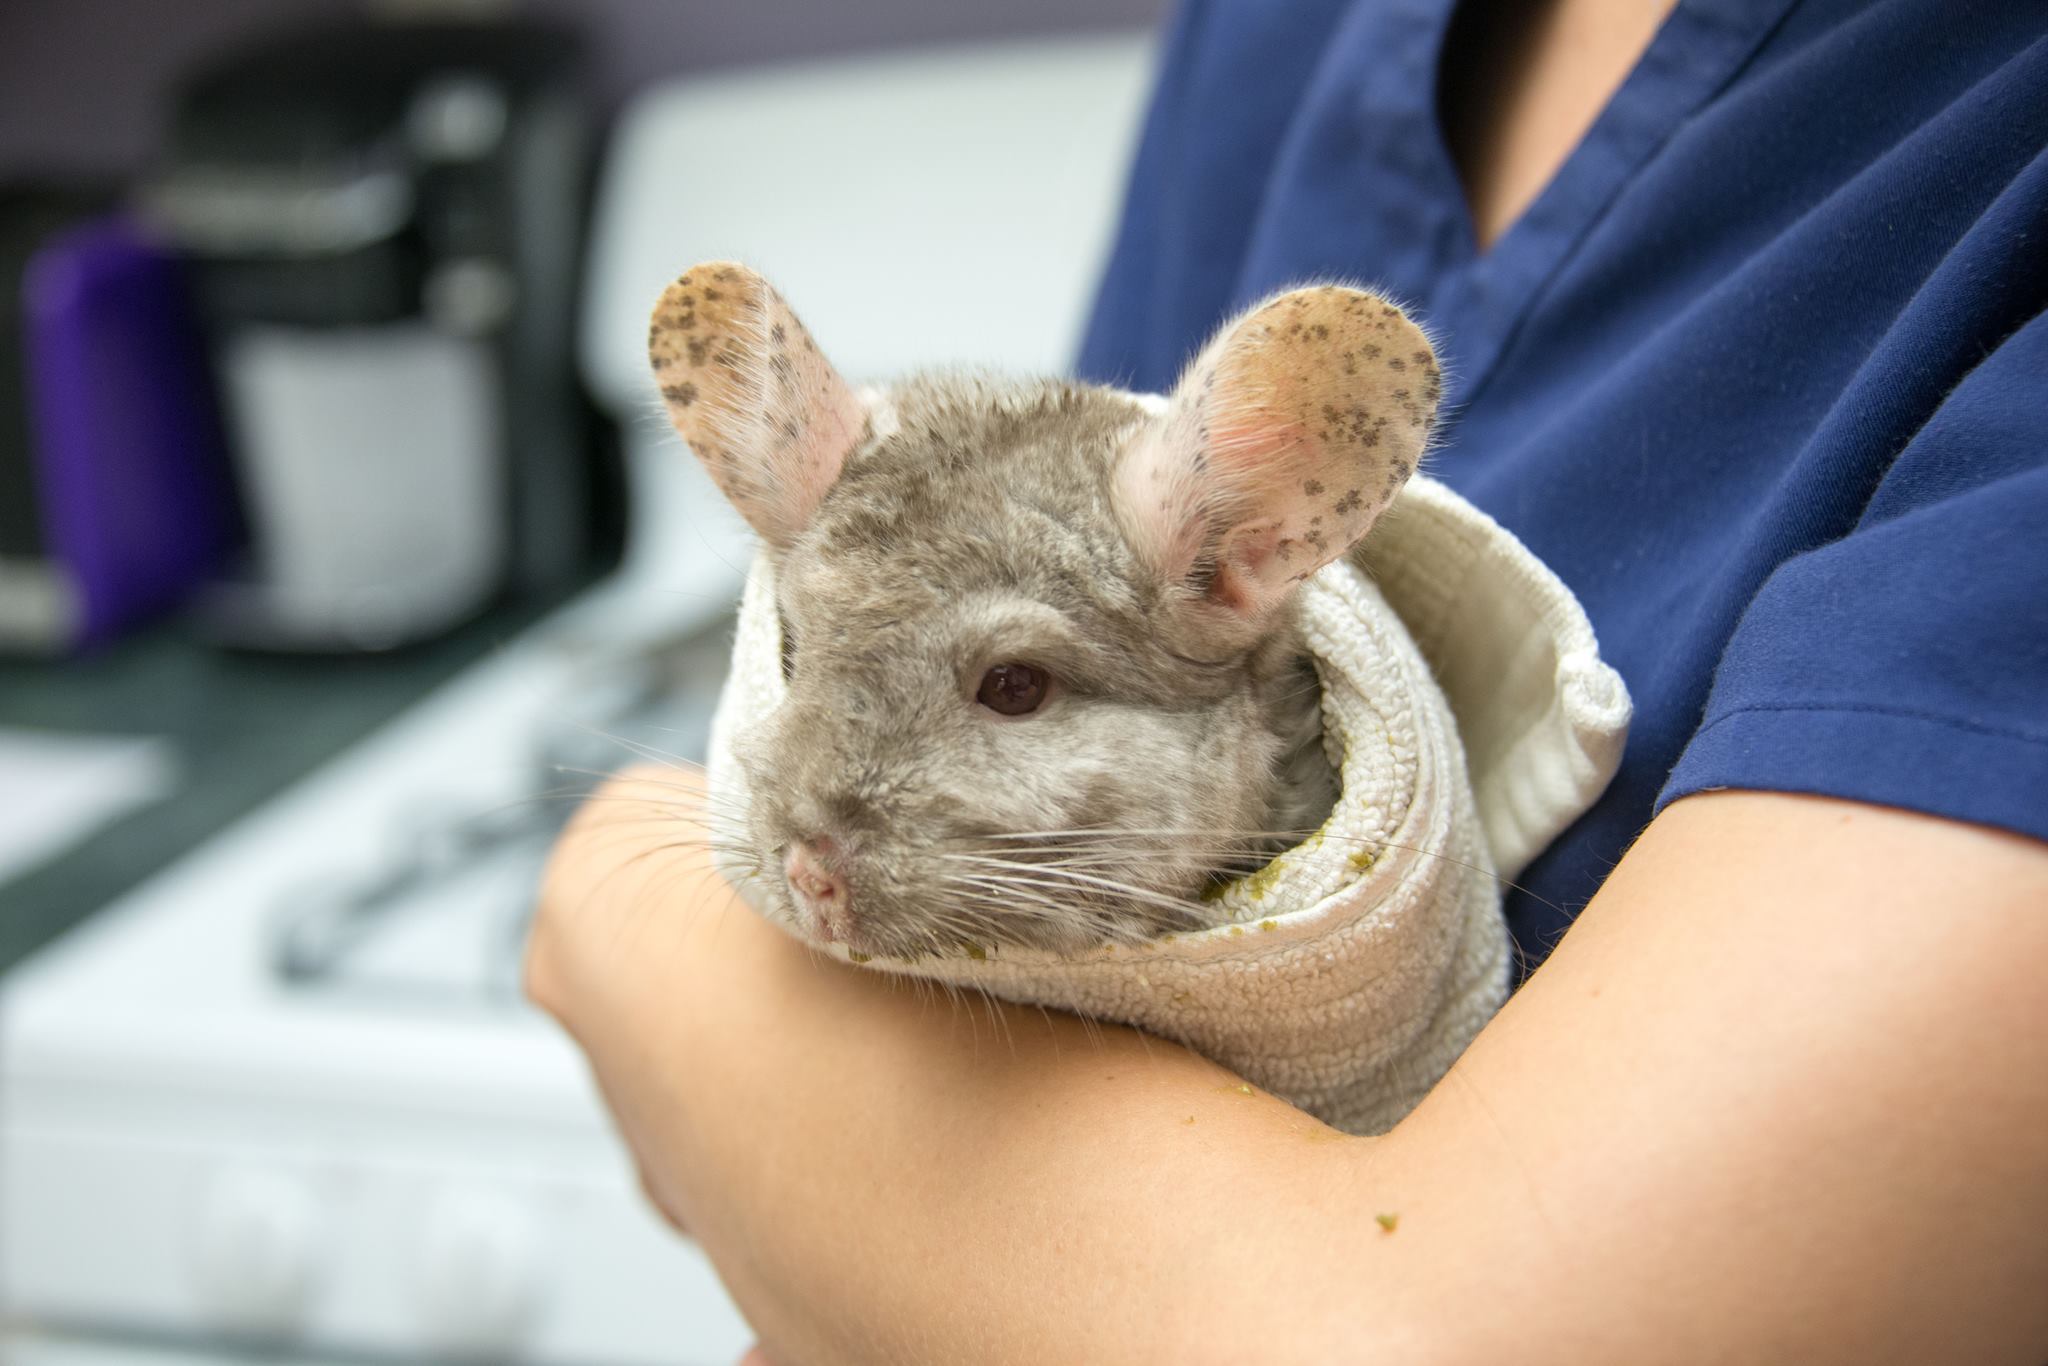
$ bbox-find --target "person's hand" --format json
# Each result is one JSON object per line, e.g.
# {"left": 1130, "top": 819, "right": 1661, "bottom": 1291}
{"left": 522, "top": 764, "right": 1288, "bottom": 1364}
{"left": 524, "top": 767, "right": 797, "bottom": 1366}
{"left": 524, "top": 764, "right": 761, "bottom": 1237}
{"left": 525, "top": 764, "right": 726, "bottom": 1035}
{"left": 529, "top": 770, "right": 2048, "bottom": 1366}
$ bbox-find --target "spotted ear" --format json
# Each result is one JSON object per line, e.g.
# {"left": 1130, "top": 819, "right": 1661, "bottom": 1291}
{"left": 1117, "top": 286, "right": 1440, "bottom": 634}
{"left": 649, "top": 262, "right": 868, "bottom": 547}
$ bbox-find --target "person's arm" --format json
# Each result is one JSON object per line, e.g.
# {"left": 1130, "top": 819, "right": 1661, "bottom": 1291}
{"left": 526, "top": 770, "right": 2048, "bottom": 1366}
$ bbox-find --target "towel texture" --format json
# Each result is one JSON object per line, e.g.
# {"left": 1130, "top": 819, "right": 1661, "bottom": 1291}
{"left": 708, "top": 473, "right": 1630, "bottom": 1134}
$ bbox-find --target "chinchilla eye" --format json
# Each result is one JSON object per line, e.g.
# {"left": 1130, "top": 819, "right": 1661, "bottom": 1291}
{"left": 976, "top": 662, "right": 1049, "bottom": 716}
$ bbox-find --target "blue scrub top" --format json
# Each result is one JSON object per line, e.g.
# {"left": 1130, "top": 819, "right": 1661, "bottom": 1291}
{"left": 1079, "top": 0, "right": 2048, "bottom": 971}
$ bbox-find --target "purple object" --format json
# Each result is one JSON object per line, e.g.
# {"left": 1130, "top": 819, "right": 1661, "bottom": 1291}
{"left": 22, "top": 216, "right": 239, "bottom": 648}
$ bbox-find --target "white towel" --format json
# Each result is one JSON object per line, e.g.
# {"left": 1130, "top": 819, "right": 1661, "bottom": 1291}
{"left": 708, "top": 472, "right": 1630, "bottom": 1135}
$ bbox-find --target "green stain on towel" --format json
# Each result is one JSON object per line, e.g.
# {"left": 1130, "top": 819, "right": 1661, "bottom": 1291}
{"left": 1348, "top": 848, "right": 1377, "bottom": 872}
{"left": 1200, "top": 845, "right": 1293, "bottom": 904}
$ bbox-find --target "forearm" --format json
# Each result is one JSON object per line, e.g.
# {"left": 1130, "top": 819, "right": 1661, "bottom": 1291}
{"left": 561, "top": 887, "right": 1416, "bottom": 1365}
{"left": 533, "top": 776, "right": 2048, "bottom": 1366}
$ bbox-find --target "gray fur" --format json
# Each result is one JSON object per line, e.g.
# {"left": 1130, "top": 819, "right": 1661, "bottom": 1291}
{"left": 652, "top": 266, "right": 1436, "bottom": 960}
{"left": 731, "top": 373, "right": 1340, "bottom": 958}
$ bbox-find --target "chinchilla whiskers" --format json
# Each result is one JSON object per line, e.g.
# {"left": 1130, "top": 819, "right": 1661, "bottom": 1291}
{"left": 947, "top": 864, "right": 1202, "bottom": 926}
{"left": 948, "top": 876, "right": 1124, "bottom": 924}
{"left": 545, "top": 761, "right": 753, "bottom": 830}
{"left": 1264, "top": 673, "right": 1332, "bottom": 708}
{"left": 947, "top": 846, "right": 1270, "bottom": 875}
{"left": 944, "top": 875, "right": 1161, "bottom": 946}
{"left": 950, "top": 832, "right": 1268, "bottom": 870}
{"left": 943, "top": 850, "right": 1163, "bottom": 875}
{"left": 493, "top": 766, "right": 728, "bottom": 840}
{"left": 979, "top": 825, "right": 1295, "bottom": 842}
{"left": 559, "top": 788, "right": 746, "bottom": 823}
{"left": 945, "top": 846, "right": 1270, "bottom": 892}
{"left": 945, "top": 875, "right": 1098, "bottom": 923}
{"left": 899, "top": 910, "right": 988, "bottom": 951}
{"left": 960, "top": 825, "right": 1565, "bottom": 914}
{"left": 558, "top": 808, "right": 755, "bottom": 850}
{"left": 569, "top": 727, "right": 705, "bottom": 776}
{"left": 972, "top": 825, "right": 1327, "bottom": 860}
{"left": 942, "top": 847, "right": 1212, "bottom": 892}
{"left": 530, "top": 761, "right": 738, "bottom": 824}
{"left": 913, "top": 899, "right": 1078, "bottom": 957}
{"left": 913, "top": 970, "right": 1020, "bottom": 1050}
{"left": 550, "top": 757, "right": 710, "bottom": 785}
{"left": 971, "top": 828, "right": 1271, "bottom": 857}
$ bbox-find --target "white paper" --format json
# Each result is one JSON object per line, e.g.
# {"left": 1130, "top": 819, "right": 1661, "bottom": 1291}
{"left": 0, "top": 728, "right": 179, "bottom": 888}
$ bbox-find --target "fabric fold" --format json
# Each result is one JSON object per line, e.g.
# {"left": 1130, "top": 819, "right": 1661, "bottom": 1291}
{"left": 708, "top": 472, "right": 1630, "bottom": 1134}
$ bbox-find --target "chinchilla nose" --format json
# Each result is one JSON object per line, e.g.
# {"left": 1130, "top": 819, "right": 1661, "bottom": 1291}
{"left": 784, "top": 836, "right": 853, "bottom": 941}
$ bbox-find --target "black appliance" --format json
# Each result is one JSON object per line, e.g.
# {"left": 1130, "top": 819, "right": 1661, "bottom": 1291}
{"left": 147, "top": 16, "right": 615, "bottom": 650}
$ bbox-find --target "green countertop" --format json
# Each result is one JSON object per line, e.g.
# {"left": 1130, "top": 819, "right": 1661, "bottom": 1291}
{"left": 0, "top": 595, "right": 562, "bottom": 975}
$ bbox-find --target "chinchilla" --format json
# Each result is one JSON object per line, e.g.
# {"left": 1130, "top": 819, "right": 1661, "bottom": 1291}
{"left": 649, "top": 262, "right": 1439, "bottom": 959}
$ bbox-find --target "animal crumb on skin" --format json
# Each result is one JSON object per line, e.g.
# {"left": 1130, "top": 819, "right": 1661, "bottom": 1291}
{"left": 1375, "top": 1212, "right": 1400, "bottom": 1233}
{"left": 847, "top": 950, "right": 872, "bottom": 964}
{"left": 1183, "top": 1115, "right": 1197, "bottom": 1126}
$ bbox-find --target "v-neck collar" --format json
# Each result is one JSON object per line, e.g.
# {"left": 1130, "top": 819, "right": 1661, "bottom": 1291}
{"left": 1413, "top": 0, "right": 1805, "bottom": 406}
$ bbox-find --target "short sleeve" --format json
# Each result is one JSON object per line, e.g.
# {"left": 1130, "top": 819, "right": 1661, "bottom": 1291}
{"left": 1659, "top": 309, "right": 2048, "bottom": 842}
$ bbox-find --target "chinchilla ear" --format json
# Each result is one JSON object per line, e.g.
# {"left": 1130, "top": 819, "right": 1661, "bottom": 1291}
{"left": 1116, "top": 285, "right": 1440, "bottom": 635}
{"left": 649, "top": 262, "right": 868, "bottom": 547}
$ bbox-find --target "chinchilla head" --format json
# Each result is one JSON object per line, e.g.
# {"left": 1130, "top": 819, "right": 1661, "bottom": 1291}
{"left": 649, "top": 262, "right": 1438, "bottom": 959}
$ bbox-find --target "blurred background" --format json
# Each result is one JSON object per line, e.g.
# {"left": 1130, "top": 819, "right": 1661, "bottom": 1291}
{"left": 0, "top": 1, "right": 1163, "bottom": 1360}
